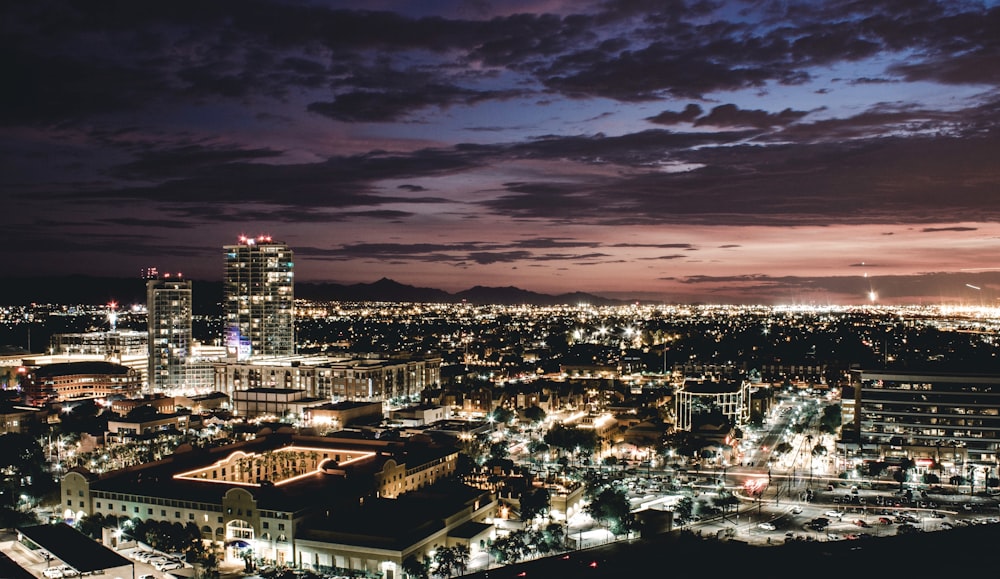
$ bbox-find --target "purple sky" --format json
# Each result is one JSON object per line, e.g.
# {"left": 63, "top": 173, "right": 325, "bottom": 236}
{"left": 5, "top": 0, "right": 1000, "bottom": 304}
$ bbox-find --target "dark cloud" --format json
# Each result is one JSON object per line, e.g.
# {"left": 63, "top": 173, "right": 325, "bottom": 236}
{"left": 317, "top": 240, "right": 608, "bottom": 265}
{"left": 693, "top": 104, "right": 810, "bottom": 129}
{"left": 922, "top": 226, "right": 978, "bottom": 233}
{"left": 638, "top": 254, "right": 687, "bottom": 260}
{"left": 647, "top": 104, "right": 704, "bottom": 125}
{"left": 109, "top": 145, "right": 284, "bottom": 180}
{"left": 307, "top": 85, "right": 520, "bottom": 123}
{"left": 611, "top": 243, "right": 696, "bottom": 249}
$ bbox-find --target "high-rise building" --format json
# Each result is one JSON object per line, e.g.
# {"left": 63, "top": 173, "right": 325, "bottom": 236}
{"left": 147, "top": 275, "right": 193, "bottom": 392}
{"left": 224, "top": 235, "right": 295, "bottom": 360}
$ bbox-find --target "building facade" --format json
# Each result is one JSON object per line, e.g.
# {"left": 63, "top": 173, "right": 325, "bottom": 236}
{"left": 60, "top": 433, "right": 473, "bottom": 572}
{"left": 848, "top": 370, "right": 1000, "bottom": 482}
{"left": 213, "top": 354, "right": 441, "bottom": 403}
{"left": 49, "top": 330, "right": 147, "bottom": 361}
{"left": 25, "top": 361, "right": 142, "bottom": 405}
{"left": 147, "top": 276, "right": 193, "bottom": 393}
{"left": 224, "top": 236, "right": 295, "bottom": 360}
{"left": 673, "top": 378, "right": 750, "bottom": 432}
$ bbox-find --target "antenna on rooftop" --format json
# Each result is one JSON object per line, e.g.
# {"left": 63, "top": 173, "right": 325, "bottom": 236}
{"left": 108, "top": 301, "right": 118, "bottom": 332}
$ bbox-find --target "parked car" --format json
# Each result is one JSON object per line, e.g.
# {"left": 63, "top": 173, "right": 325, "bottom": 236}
{"left": 758, "top": 522, "right": 776, "bottom": 531}
{"left": 42, "top": 567, "right": 64, "bottom": 579}
{"left": 156, "top": 560, "right": 184, "bottom": 572}
{"left": 854, "top": 519, "right": 869, "bottom": 527}
{"left": 825, "top": 510, "right": 843, "bottom": 518}
{"left": 791, "top": 506, "right": 803, "bottom": 514}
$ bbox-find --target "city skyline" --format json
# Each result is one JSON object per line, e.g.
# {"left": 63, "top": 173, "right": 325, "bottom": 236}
{"left": 5, "top": 0, "right": 1000, "bottom": 305}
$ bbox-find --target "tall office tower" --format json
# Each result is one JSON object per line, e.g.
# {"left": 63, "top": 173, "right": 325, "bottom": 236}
{"left": 147, "top": 275, "right": 193, "bottom": 392}
{"left": 224, "top": 235, "right": 295, "bottom": 360}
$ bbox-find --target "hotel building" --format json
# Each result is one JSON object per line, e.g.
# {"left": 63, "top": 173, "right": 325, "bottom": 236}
{"left": 147, "top": 276, "right": 193, "bottom": 393}
{"left": 224, "top": 236, "right": 295, "bottom": 360}
{"left": 60, "top": 432, "right": 490, "bottom": 575}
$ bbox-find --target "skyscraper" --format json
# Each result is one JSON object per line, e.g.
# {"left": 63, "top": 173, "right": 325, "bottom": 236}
{"left": 224, "top": 235, "right": 295, "bottom": 360}
{"left": 147, "top": 275, "right": 193, "bottom": 392}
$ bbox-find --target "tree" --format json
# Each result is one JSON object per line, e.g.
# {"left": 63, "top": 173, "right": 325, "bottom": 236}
{"left": 490, "top": 407, "right": 515, "bottom": 425}
{"left": 522, "top": 406, "right": 546, "bottom": 424}
{"left": 712, "top": 489, "right": 740, "bottom": 519}
{"left": 519, "top": 486, "right": 551, "bottom": 523}
{"left": 433, "top": 546, "right": 458, "bottom": 578}
{"left": 490, "top": 530, "right": 529, "bottom": 564}
{"left": 452, "top": 544, "right": 470, "bottom": 576}
{"left": 673, "top": 496, "right": 693, "bottom": 521}
{"left": 541, "top": 522, "right": 566, "bottom": 550}
{"left": 543, "top": 424, "right": 598, "bottom": 455}
{"left": 402, "top": 554, "right": 430, "bottom": 579}
{"left": 585, "top": 486, "right": 632, "bottom": 535}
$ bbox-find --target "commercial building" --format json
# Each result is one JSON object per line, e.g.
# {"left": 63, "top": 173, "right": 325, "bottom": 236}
{"left": 224, "top": 236, "right": 295, "bottom": 360}
{"left": 24, "top": 361, "right": 142, "bottom": 405}
{"left": 147, "top": 275, "right": 193, "bottom": 393}
{"left": 60, "top": 432, "right": 483, "bottom": 573}
{"left": 49, "top": 330, "right": 147, "bottom": 360}
{"left": 213, "top": 353, "right": 441, "bottom": 402}
{"left": 231, "top": 387, "right": 325, "bottom": 420}
{"left": 846, "top": 370, "right": 1000, "bottom": 482}
{"left": 673, "top": 377, "right": 750, "bottom": 432}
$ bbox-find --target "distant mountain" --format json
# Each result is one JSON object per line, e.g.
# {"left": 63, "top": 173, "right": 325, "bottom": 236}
{"left": 296, "top": 278, "right": 453, "bottom": 303}
{"left": 1, "top": 276, "right": 627, "bottom": 308}
{"left": 454, "top": 286, "right": 623, "bottom": 306}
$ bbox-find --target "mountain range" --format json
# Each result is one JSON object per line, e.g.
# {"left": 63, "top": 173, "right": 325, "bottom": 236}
{"left": 1, "top": 275, "right": 628, "bottom": 312}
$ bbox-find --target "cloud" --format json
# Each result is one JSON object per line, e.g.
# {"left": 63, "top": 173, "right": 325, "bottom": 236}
{"left": 647, "top": 104, "right": 703, "bottom": 125}
{"left": 693, "top": 104, "right": 810, "bottom": 129}
{"left": 922, "top": 226, "right": 978, "bottom": 233}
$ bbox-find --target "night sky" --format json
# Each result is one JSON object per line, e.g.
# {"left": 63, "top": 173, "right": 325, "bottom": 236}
{"left": 5, "top": 0, "right": 1000, "bottom": 304}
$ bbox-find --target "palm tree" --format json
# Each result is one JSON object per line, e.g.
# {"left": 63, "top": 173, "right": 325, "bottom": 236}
{"left": 433, "top": 546, "right": 457, "bottom": 578}
{"left": 452, "top": 545, "right": 470, "bottom": 577}
{"left": 402, "top": 554, "right": 430, "bottom": 579}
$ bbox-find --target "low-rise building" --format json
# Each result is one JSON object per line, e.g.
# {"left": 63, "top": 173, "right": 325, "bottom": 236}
{"left": 25, "top": 361, "right": 142, "bottom": 406}
{"left": 60, "top": 431, "right": 469, "bottom": 571}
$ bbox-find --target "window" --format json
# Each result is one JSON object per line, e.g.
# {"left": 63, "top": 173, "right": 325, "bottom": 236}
{"left": 108, "top": 503, "right": 114, "bottom": 510}
{"left": 278, "top": 523, "right": 285, "bottom": 531}
{"left": 263, "top": 522, "right": 269, "bottom": 529}
{"left": 66, "top": 490, "right": 72, "bottom": 496}
{"left": 218, "top": 516, "right": 224, "bottom": 523}
{"left": 161, "top": 510, "right": 166, "bottom": 516}
{"left": 134, "top": 507, "right": 139, "bottom": 513}
{"left": 175, "top": 511, "right": 181, "bottom": 518}
{"left": 122, "top": 505, "right": 127, "bottom": 512}
{"left": 188, "top": 513, "right": 194, "bottom": 520}
{"left": 96, "top": 502, "right": 102, "bottom": 509}
{"left": 148, "top": 508, "right": 153, "bottom": 515}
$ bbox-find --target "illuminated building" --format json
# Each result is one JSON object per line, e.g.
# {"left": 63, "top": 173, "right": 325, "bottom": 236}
{"left": 213, "top": 353, "right": 440, "bottom": 402}
{"left": 147, "top": 276, "right": 193, "bottom": 393}
{"left": 25, "top": 361, "right": 142, "bottom": 405}
{"left": 674, "top": 377, "right": 751, "bottom": 432}
{"left": 847, "top": 370, "right": 1000, "bottom": 481}
{"left": 60, "top": 432, "right": 481, "bottom": 572}
{"left": 49, "top": 330, "right": 147, "bottom": 360}
{"left": 224, "top": 235, "right": 295, "bottom": 360}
